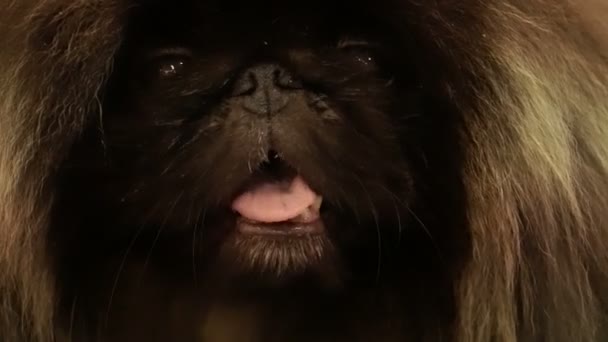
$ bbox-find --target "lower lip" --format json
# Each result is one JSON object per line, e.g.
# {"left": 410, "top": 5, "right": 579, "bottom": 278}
{"left": 236, "top": 217, "right": 325, "bottom": 236}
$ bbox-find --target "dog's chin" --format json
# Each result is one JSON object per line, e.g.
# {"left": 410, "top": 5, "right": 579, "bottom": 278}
{"left": 202, "top": 208, "right": 344, "bottom": 288}
{"left": 218, "top": 234, "right": 336, "bottom": 282}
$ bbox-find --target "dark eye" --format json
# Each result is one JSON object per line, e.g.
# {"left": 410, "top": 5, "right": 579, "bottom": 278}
{"left": 157, "top": 58, "right": 187, "bottom": 78}
{"left": 144, "top": 48, "right": 193, "bottom": 80}
{"left": 337, "top": 38, "right": 376, "bottom": 65}
{"left": 153, "top": 56, "right": 191, "bottom": 80}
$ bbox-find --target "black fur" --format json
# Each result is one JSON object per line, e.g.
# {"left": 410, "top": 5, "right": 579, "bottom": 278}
{"left": 1, "top": 0, "right": 607, "bottom": 341}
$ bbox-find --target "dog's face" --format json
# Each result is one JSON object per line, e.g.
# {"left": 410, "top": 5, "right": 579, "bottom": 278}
{"left": 63, "top": 0, "right": 454, "bottom": 288}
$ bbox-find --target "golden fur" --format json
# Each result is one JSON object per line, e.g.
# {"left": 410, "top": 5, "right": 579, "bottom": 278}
{"left": 0, "top": 1, "right": 607, "bottom": 341}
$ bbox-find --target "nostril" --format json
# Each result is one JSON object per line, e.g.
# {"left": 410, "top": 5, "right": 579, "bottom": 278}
{"left": 232, "top": 72, "right": 258, "bottom": 96}
{"left": 231, "top": 64, "right": 298, "bottom": 115}
{"left": 274, "top": 68, "right": 303, "bottom": 90}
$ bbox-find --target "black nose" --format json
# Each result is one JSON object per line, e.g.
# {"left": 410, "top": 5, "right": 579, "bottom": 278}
{"left": 231, "top": 64, "right": 302, "bottom": 116}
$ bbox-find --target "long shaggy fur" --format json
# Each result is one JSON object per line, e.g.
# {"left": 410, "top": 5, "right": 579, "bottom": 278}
{"left": 1, "top": 0, "right": 607, "bottom": 341}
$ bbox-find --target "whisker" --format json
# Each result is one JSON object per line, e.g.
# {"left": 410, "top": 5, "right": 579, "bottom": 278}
{"left": 141, "top": 191, "right": 184, "bottom": 273}
{"left": 192, "top": 207, "right": 208, "bottom": 285}
{"left": 105, "top": 218, "right": 149, "bottom": 325}
{"left": 353, "top": 176, "right": 382, "bottom": 283}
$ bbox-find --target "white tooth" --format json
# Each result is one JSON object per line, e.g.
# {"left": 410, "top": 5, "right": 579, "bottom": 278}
{"left": 312, "top": 195, "right": 323, "bottom": 212}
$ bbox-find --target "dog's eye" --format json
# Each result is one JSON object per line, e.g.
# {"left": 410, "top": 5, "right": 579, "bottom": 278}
{"left": 337, "top": 38, "right": 376, "bottom": 65}
{"left": 157, "top": 58, "right": 187, "bottom": 78}
{"left": 145, "top": 48, "right": 193, "bottom": 80}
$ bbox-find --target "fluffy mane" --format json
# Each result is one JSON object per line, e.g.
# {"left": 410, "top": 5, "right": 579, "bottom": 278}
{"left": 0, "top": 1, "right": 607, "bottom": 341}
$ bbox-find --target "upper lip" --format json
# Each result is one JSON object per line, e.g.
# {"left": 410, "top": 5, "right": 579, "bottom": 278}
{"left": 235, "top": 150, "right": 297, "bottom": 191}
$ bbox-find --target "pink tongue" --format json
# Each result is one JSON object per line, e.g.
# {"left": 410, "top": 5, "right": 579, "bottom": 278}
{"left": 231, "top": 176, "right": 318, "bottom": 223}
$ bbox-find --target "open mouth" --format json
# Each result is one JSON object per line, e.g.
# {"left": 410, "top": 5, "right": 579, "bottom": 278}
{"left": 230, "top": 150, "right": 325, "bottom": 236}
